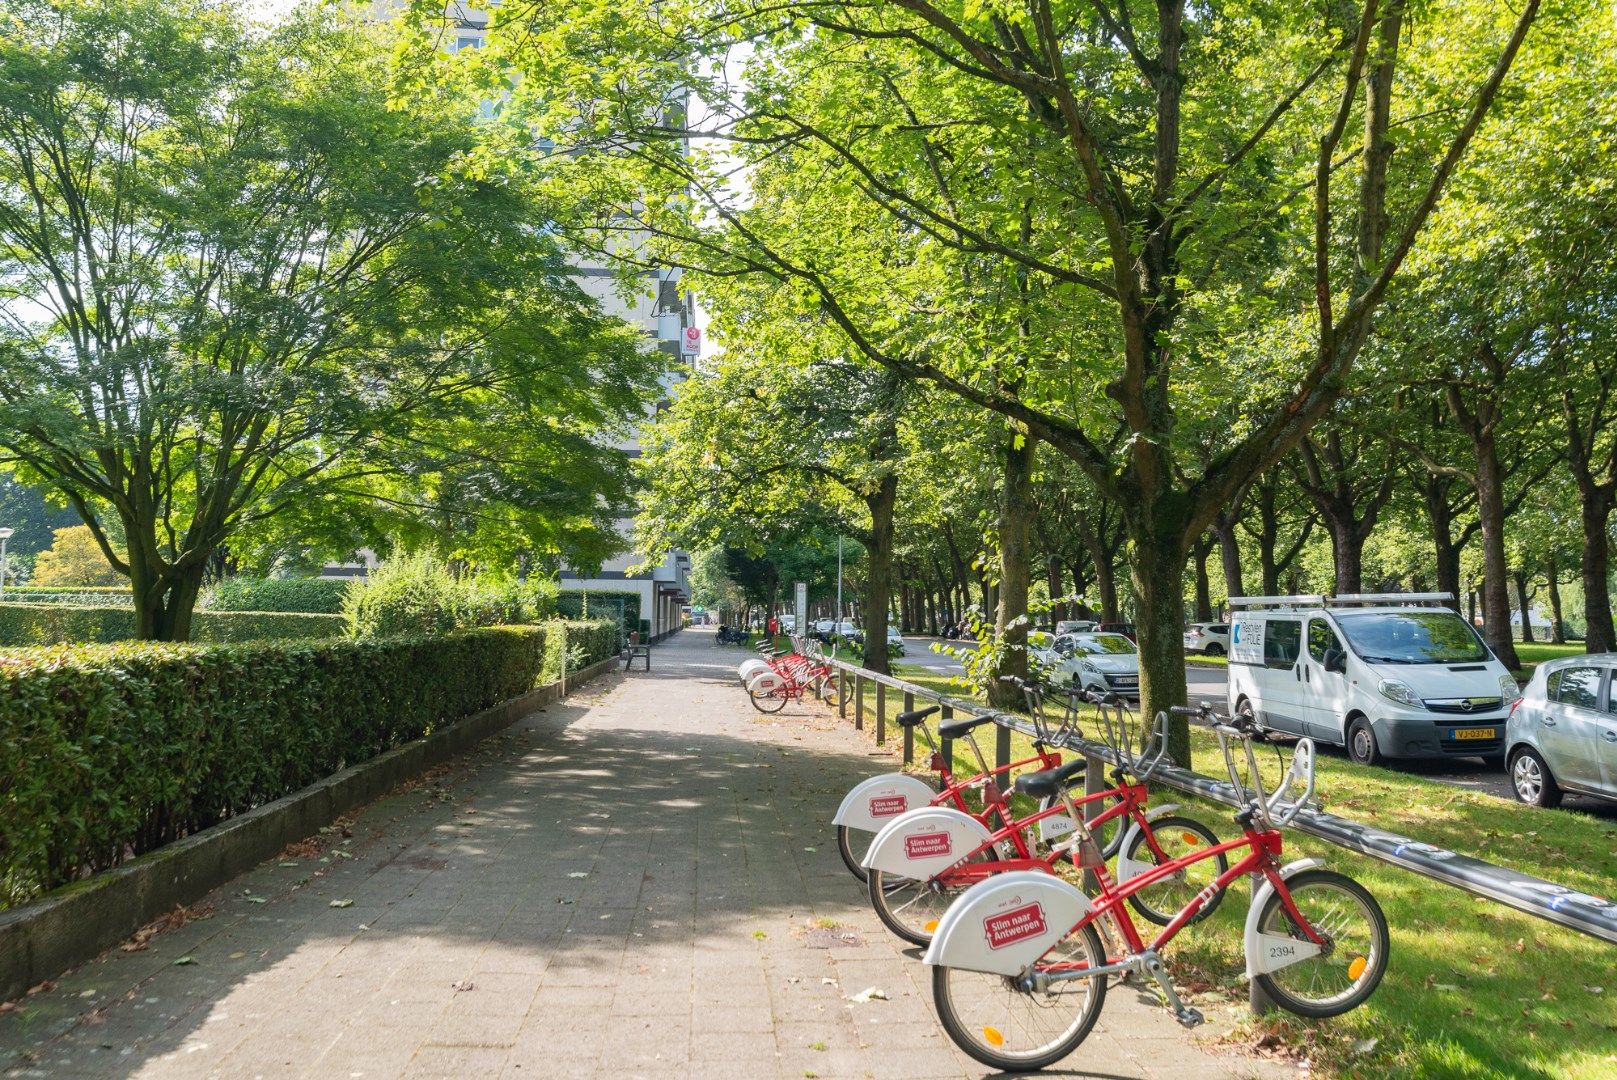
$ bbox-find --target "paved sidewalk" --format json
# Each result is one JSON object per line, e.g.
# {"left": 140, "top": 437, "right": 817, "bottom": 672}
{"left": 1, "top": 630, "right": 1290, "bottom": 1079}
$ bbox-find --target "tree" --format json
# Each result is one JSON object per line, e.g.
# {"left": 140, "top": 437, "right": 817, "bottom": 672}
{"left": 0, "top": 0, "right": 655, "bottom": 639}
{"left": 31, "top": 524, "right": 122, "bottom": 585}
{"left": 476, "top": 0, "right": 1541, "bottom": 760}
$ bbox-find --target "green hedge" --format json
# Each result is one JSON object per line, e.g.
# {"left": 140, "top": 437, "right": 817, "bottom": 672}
{"left": 0, "top": 603, "right": 345, "bottom": 646}
{"left": 555, "top": 589, "right": 641, "bottom": 641}
{"left": 538, "top": 619, "right": 621, "bottom": 683}
{"left": 204, "top": 576, "right": 352, "bottom": 614}
{"left": 1, "top": 587, "right": 132, "bottom": 608}
{"left": 0, "top": 620, "right": 617, "bottom": 908}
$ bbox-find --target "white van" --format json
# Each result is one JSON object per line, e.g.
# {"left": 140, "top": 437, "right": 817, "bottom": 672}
{"left": 1226, "top": 593, "right": 1520, "bottom": 765}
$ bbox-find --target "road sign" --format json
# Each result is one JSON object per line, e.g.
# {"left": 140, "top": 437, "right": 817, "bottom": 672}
{"left": 681, "top": 325, "right": 702, "bottom": 356}
{"left": 795, "top": 581, "right": 807, "bottom": 636}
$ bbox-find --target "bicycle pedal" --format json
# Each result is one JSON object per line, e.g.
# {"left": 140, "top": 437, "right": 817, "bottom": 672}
{"left": 1175, "top": 1007, "right": 1205, "bottom": 1028}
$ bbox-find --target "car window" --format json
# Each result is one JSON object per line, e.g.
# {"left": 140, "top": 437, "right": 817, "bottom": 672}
{"left": 1211, "top": 625, "right": 1228, "bottom": 634}
{"left": 1307, "top": 619, "right": 1343, "bottom": 663}
{"left": 1264, "top": 619, "right": 1302, "bottom": 669}
{"left": 1555, "top": 666, "right": 1603, "bottom": 710}
{"left": 1073, "top": 633, "right": 1135, "bottom": 655}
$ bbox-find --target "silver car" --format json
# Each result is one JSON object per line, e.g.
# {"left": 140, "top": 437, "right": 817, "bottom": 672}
{"left": 1504, "top": 654, "right": 1617, "bottom": 807}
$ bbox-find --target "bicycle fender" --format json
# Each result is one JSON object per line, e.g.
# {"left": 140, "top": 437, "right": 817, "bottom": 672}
{"left": 737, "top": 659, "right": 771, "bottom": 681}
{"left": 1112, "top": 803, "right": 1181, "bottom": 884}
{"left": 922, "top": 871, "right": 1091, "bottom": 977}
{"left": 833, "top": 773, "right": 938, "bottom": 832}
{"left": 861, "top": 806, "right": 993, "bottom": 879}
{"left": 1244, "top": 858, "right": 1326, "bottom": 978}
{"left": 745, "top": 670, "right": 786, "bottom": 694}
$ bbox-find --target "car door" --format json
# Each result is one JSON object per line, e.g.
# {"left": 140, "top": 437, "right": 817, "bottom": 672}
{"left": 1541, "top": 665, "right": 1605, "bottom": 790}
{"left": 1301, "top": 618, "right": 1350, "bottom": 741}
{"left": 1593, "top": 667, "right": 1617, "bottom": 794}
{"left": 1257, "top": 617, "right": 1305, "bottom": 734}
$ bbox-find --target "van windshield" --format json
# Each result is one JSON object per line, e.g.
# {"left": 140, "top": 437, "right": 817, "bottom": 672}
{"left": 1333, "top": 611, "right": 1489, "bottom": 664}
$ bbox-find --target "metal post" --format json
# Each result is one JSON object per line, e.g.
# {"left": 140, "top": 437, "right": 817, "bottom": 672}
{"left": 854, "top": 674, "right": 865, "bottom": 731}
{"left": 902, "top": 691, "right": 915, "bottom": 763}
{"left": 876, "top": 682, "right": 887, "bottom": 746}
{"left": 1082, "top": 752, "right": 1106, "bottom": 893}
{"left": 995, "top": 723, "right": 1012, "bottom": 792}
{"left": 838, "top": 670, "right": 848, "bottom": 719}
{"left": 939, "top": 703, "right": 954, "bottom": 772}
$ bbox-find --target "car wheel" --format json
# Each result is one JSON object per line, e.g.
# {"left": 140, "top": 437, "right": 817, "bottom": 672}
{"left": 1346, "top": 717, "right": 1381, "bottom": 766}
{"left": 1509, "top": 748, "right": 1562, "bottom": 808}
{"left": 1203, "top": 642, "right": 1224, "bottom": 656}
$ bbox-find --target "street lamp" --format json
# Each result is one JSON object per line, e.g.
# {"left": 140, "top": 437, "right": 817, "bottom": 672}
{"left": 0, "top": 527, "right": 12, "bottom": 600}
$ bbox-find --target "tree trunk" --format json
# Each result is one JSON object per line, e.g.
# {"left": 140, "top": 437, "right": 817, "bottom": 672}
{"left": 860, "top": 474, "right": 899, "bottom": 675}
{"left": 1581, "top": 496, "right": 1615, "bottom": 653}
{"left": 1422, "top": 475, "right": 1463, "bottom": 610}
{"left": 989, "top": 431, "right": 1037, "bottom": 709}
{"left": 1513, "top": 570, "right": 1534, "bottom": 645}
{"left": 1192, "top": 536, "right": 1214, "bottom": 621}
{"left": 1215, "top": 515, "right": 1245, "bottom": 599}
{"left": 1473, "top": 434, "right": 1520, "bottom": 669}
{"left": 1329, "top": 520, "right": 1365, "bottom": 595}
{"left": 1131, "top": 534, "right": 1191, "bottom": 766}
{"left": 1046, "top": 554, "right": 1066, "bottom": 623}
{"left": 1546, "top": 559, "right": 1566, "bottom": 645}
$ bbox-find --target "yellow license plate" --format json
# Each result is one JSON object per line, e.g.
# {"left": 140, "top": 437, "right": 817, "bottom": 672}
{"left": 1453, "top": 727, "right": 1497, "bottom": 740}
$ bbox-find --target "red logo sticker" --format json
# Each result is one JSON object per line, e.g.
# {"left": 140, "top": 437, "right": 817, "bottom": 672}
{"left": 904, "top": 831, "right": 953, "bottom": 860}
{"left": 868, "top": 795, "right": 908, "bottom": 818}
{"left": 984, "top": 902, "right": 1048, "bottom": 949}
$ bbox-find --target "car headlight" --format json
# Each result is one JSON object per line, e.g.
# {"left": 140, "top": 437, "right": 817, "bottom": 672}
{"left": 1080, "top": 660, "right": 1098, "bottom": 673}
{"left": 1499, "top": 673, "right": 1521, "bottom": 702}
{"left": 1377, "top": 679, "right": 1422, "bottom": 708}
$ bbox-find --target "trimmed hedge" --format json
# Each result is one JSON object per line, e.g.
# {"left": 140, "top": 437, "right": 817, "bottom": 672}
{"left": 1, "top": 587, "right": 132, "bottom": 608}
{"left": 0, "top": 620, "right": 618, "bottom": 907}
{"left": 538, "top": 619, "right": 621, "bottom": 683}
{"left": 203, "top": 576, "right": 352, "bottom": 614}
{"left": 0, "top": 603, "right": 346, "bottom": 646}
{"left": 555, "top": 588, "right": 642, "bottom": 640}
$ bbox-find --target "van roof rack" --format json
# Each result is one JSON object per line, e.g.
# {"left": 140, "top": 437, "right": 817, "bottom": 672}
{"left": 1324, "top": 592, "right": 1454, "bottom": 608}
{"left": 1227, "top": 595, "right": 1326, "bottom": 610}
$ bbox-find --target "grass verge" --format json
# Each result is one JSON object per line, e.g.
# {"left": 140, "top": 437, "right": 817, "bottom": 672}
{"left": 844, "top": 666, "right": 1617, "bottom": 1079}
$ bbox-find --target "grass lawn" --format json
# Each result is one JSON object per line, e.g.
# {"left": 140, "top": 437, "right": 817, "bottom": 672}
{"left": 856, "top": 665, "right": 1617, "bottom": 1078}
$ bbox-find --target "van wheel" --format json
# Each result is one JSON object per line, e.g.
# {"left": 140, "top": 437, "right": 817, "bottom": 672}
{"left": 1346, "top": 717, "right": 1381, "bottom": 766}
{"left": 1510, "top": 748, "right": 1562, "bottom": 808}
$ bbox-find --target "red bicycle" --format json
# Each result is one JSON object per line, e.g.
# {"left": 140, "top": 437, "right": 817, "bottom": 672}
{"left": 737, "top": 639, "right": 839, "bottom": 713}
{"left": 859, "top": 693, "right": 1225, "bottom": 946}
{"left": 833, "top": 702, "right": 1069, "bottom": 883}
{"left": 924, "top": 706, "right": 1389, "bottom": 1072}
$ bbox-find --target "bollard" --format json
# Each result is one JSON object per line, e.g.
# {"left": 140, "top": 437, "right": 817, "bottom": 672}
{"left": 876, "top": 682, "right": 887, "bottom": 746}
{"left": 902, "top": 691, "right": 915, "bottom": 764}
{"left": 1248, "top": 874, "right": 1276, "bottom": 1015}
{"left": 838, "top": 670, "right": 848, "bottom": 719}
{"left": 854, "top": 674, "right": 865, "bottom": 731}
{"left": 940, "top": 703, "right": 954, "bottom": 772}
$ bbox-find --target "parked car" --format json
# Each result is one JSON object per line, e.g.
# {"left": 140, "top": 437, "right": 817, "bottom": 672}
{"left": 1227, "top": 593, "right": 1519, "bottom": 765}
{"left": 780, "top": 614, "right": 797, "bottom": 633}
{"left": 1184, "top": 622, "right": 1231, "bottom": 655}
{"left": 1096, "top": 621, "right": 1137, "bottom": 642}
{"left": 1031, "top": 631, "right": 1141, "bottom": 699}
{"left": 811, "top": 618, "right": 837, "bottom": 642}
{"left": 832, "top": 619, "right": 862, "bottom": 645}
{"left": 885, "top": 625, "right": 905, "bottom": 657}
{"left": 1055, "top": 619, "right": 1098, "bottom": 635}
{"left": 1504, "top": 654, "right": 1617, "bottom": 808}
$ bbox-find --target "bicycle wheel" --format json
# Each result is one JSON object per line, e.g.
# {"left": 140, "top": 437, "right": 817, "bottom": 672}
{"left": 867, "top": 861, "right": 982, "bottom": 946}
{"left": 1254, "top": 869, "right": 1388, "bottom": 1018}
{"left": 836, "top": 824, "right": 873, "bottom": 882}
{"left": 1120, "top": 816, "right": 1227, "bottom": 926}
{"left": 748, "top": 688, "right": 788, "bottom": 713}
{"left": 933, "top": 921, "right": 1108, "bottom": 1072}
{"left": 819, "top": 676, "right": 843, "bottom": 707}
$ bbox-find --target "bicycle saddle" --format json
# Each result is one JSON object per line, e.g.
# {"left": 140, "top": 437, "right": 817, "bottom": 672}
{"left": 894, "top": 705, "right": 940, "bottom": 728}
{"left": 1013, "top": 758, "right": 1087, "bottom": 800}
{"left": 938, "top": 713, "right": 997, "bottom": 739}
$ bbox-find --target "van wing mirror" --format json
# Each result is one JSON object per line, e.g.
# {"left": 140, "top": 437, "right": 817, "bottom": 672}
{"left": 1324, "top": 647, "right": 1346, "bottom": 674}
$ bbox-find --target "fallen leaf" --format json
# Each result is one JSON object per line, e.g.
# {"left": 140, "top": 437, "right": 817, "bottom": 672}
{"left": 1351, "top": 1037, "right": 1379, "bottom": 1056}
{"left": 567, "top": 872, "right": 589, "bottom": 879}
{"left": 848, "top": 987, "right": 888, "bottom": 1004}
{"left": 329, "top": 899, "right": 354, "bottom": 909}
{"left": 173, "top": 957, "right": 195, "bottom": 967}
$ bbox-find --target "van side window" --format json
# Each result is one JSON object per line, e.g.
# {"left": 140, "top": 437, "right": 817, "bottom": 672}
{"left": 1555, "top": 666, "right": 1602, "bottom": 710}
{"left": 1264, "top": 619, "right": 1301, "bottom": 669}
{"left": 1307, "top": 619, "right": 1342, "bottom": 663}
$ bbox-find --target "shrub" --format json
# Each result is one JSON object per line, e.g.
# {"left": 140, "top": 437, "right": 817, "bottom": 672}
{"left": 203, "top": 576, "right": 352, "bottom": 614}
{"left": 30, "top": 525, "right": 123, "bottom": 586}
{"left": 0, "top": 627, "right": 558, "bottom": 908}
{"left": 1, "top": 587, "right": 132, "bottom": 608}
{"left": 0, "top": 603, "right": 345, "bottom": 646}
{"left": 343, "top": 555, "right": 558, "bottom": 638}
{"left": 555, "top": 588, "right": 642, "bottom": 641}
{"left": 539, "top": 619, "right": 621, "bottom": 683}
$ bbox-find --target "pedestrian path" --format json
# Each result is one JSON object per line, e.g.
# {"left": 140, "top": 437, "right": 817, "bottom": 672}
{"left": 0, "top": 630, "right": 1289, "bottom": 1079}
